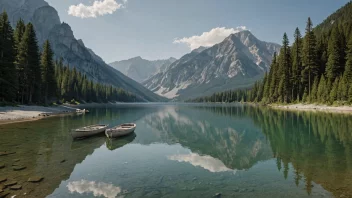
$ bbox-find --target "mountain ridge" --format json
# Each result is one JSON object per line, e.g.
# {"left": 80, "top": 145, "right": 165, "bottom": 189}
{"left": 143, "top": 30, "right": 281, "bottom": 100}
{"left": 109, "top": 56, "right": 177, "bottom": 83}
{"left": 0, "top": 0, "right": 165, "bottom": 102}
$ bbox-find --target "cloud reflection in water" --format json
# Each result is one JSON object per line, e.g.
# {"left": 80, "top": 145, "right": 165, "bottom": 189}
{"left": 67, "top": 180, "right": 121, "bottom": 198}
{"left": 168, "top": 153, "right": 236, "bottom": 173}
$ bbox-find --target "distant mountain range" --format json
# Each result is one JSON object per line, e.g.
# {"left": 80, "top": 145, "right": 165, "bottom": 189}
{"left": 109, "top": 57, "right": 176, "bottom": 83}
{"left": 0, "top": 0, "right": 164, "bottom": 102}
{"left": 143, "top": 30, "right": 281, "bottom": 100}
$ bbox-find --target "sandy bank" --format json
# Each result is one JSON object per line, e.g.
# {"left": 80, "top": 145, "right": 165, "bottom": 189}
{"left": 0, "top": 105, "right": 77, "bottom": 125}
{"left": 270, "top": 103, "right": 352, "bottom": 114}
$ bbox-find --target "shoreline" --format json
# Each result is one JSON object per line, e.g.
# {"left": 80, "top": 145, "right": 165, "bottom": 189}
{"left": 269, "top": 103, "right": 352, "bottom": 114}
{"left": 0, "top": 105, "right": 78, "bottom": 126}
{"left": 1, "top": 102, "right": 352, "bottom": 126}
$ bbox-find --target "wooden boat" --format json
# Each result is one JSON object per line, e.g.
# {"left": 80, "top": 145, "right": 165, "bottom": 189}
{"left": 72, "top": 124, "right": 109, "bottom": 139}
{"left": 105, "top": 123, "right": 136, "bottom": 138}
{"left": 76, "top": 109, "right": 89, "bottom": 114}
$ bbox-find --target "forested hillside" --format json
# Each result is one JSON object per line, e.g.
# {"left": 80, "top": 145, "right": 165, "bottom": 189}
{"left": 0, "top": 12, "right": 139, "bottom": 105}
{"left": 190, "top": 2, "right": 352, "bottom": 105}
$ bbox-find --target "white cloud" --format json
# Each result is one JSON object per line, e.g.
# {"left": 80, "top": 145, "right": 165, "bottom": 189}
{"left": 68, "top": 0, "right": 127, "bottom": 18}
{"left": 173, "top": 26, "right": 248, "bottom": 50}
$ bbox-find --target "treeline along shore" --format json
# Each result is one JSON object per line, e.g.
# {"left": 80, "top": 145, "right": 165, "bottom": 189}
{"left": 0, "top": 11, "right": 140, "bottom": 107}
{"left": 189, "top": 3, "right": 352, "bottom": 110}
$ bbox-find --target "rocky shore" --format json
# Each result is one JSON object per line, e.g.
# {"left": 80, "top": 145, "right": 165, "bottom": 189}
{"left": 270, "top": 103, "right": 352, "bottom": 113}
{"left": 0, "top": 105, "right": 77, "bottom": 125}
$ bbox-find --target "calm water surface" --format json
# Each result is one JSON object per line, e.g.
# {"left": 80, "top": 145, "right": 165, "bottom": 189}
{"left": 0, "top": 104, "right": 351, "bottom": 198}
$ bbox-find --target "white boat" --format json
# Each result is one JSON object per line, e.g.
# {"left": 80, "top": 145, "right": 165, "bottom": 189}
{"left": 105, "top": 123, "right": 136, "bottom": 138}
{"left": 72, "top": 124, "right": 109, "bottom": 139}
{"left": 76, "top": 109, "right": 86, "bottom": 114}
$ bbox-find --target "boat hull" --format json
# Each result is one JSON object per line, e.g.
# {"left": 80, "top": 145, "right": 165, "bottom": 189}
{"left": 105, "top": 125, "right": 136, "bottom": 138}
{"left": 72, "top": 125, "right": 108, "bottom": 139}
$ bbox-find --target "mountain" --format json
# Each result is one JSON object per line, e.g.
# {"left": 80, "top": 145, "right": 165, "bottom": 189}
{"left": 314, "top": 1, "right": 352, "bottom": 38}
{"left": 109, "top": 56, "right": 176, "bottom": 83}
{"left": 0, "top": 0, "right": 164, "bottom": 102}
{"left": 143, "top": 30, "right": 281, "bottom": 100}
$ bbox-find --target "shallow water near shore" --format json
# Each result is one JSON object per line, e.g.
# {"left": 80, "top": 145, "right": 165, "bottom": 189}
{"left": 0, "top": 103, "right": 352, "bottom": 197}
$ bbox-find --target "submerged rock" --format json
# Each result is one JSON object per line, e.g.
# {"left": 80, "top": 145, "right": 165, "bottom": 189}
{"left": 0, "top": 190, "right": 10, "bottom": 198}
{"left": 0, "top": 151, "right": 16, "bottom": 156}
{"left": 0, "top": 164, "right": 4, "bottom": 169}
{"left": 0, "top": 177, "right": 6, "bottom": 183}
{"left": 13, "top": 166, "right": 26, "bottom": 171}
{"left": 10, "top": 185, "right": 22, "bottom": 190}
{"left": 4, "top": 181, "right": 16, "bottom": 187}
{"left": 28, "top": 176, "right": 44, "bottom": 183}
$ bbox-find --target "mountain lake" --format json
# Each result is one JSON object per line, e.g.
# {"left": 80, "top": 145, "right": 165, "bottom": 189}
{"left": 0, "top": 103, "right": 351, "bottom": 198}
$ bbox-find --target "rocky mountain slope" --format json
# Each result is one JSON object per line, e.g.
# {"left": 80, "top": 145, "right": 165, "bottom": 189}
{"left": 0, "top": 0, "right": 164, "bottom": 102}
{"left": 143, "top": 31, "right": 280, "bottom": 100}
{"left": 109, "top": 56, "right": 176, "bottom": 83}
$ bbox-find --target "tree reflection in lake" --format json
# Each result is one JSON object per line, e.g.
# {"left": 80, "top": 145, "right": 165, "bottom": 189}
{"left": 1, "top": 104, "right": 351, "bottom": 197}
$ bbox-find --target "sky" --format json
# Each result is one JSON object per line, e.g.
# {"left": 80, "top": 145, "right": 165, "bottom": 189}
{"left": 45, "top": 0, "right": 349, "bottom": 63}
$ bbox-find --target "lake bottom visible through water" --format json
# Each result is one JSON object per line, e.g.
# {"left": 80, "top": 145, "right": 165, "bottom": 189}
{"left": 1, "top": 103, "right": 351, "bottom": 198}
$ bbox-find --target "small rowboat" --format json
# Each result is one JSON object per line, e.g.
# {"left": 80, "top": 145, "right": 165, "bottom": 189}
{"left": 76, "top": 109, "right": 89, "bottom": 114}
{"left": 72, "top": 124, "right": 109, "bottom": 139}
{"left": 105, "top": 123, "right": 136, "bottom": 138}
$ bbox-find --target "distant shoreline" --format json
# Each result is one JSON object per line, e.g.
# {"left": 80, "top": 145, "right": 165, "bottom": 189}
{"left": 269, "top": 103, "right": 352, "bottom": 114}
{"left": 1, "top": 102, "right": 352, "bottom": 126}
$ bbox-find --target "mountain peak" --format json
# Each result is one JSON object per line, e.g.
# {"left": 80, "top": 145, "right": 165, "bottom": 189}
{"left": 192, "top": 46, "right": 208, "bottom": 53}
{"left": 144, "top": 30, "right": 280, "bottom": 100}
{"left": 130, "top": 56, "right": 143, "bottom": 61}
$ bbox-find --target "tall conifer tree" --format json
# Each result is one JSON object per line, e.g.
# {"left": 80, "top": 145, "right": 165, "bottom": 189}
{"left": 0, "top": 12, "right": 17, "bottom": 102}
{"left": 302, "top": 17, "right": 318, "bottom": 102}
{"left": 41, "top": 40, "right": 56, "bottom": 104}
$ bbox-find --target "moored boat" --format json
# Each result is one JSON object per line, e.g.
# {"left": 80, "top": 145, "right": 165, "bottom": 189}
{"left": 72, "top": 124, "right": 109, "bottom": 139}
{"left": 105, "top": 123, "right": 136, "bottom": 138}
{"left": 76, "top": 109, "right": 86, "bottom": 114}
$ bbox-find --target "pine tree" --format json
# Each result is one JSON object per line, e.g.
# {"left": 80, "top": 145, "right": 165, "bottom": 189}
{"left": 0, "top": 12, "right": 17, "bottom": 102}
{"left": 344, "top": 38, "right": 352, "bottom": 84}
{"left": 14, "top": 19, "right": 25, "bottom": 55}
{"left": 292, "top": 28, "right": 302, "bottom": 101}
{"left": 279, "top": 33, "right": 291, "bottom": 103}
{"left": 316, "top": 37, "right": 328, "bottom": 75}
{"left": 329, "top": 77, "right": 339, "bottom": 104}
{"left": 310, "top": 77, "right": 319, "bottom": 102}
{"left": 348, "top": 85, "right": 352, "bottom": 104}
{"left": 317, "top": 76, "right": 326, "bottom": 103}
{"left": 326, "top": 26, "right": 344, "bottom": 81}
{"left": 17, "top": 23, "right": 41, "bottom": 103}
{"left": 41, "top": 40, "right": 56, "bottom": 104}
{"left": 263, "top": 72, "right": 270, "bottom": 103}
{"left": 14, "top": 18, "right": 26, "bottom": 102}
{"left": 269, "top": 52, "right": 278, "bottom": 102}
{"left": 301, "top": 17, "right": 318, "bottom": 103}
{"left": 338, "top": 76, "right": 347, "bottom": 101}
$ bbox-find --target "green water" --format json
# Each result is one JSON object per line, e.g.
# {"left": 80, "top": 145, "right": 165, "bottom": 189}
{"left": 0, "top": 104, "right": 351, "bottom": 198}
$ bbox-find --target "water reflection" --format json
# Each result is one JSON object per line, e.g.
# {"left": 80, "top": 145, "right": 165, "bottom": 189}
{"left": 105, "top": 134, "right": 136, "bottom": 151}
{"left": 194, "top": 105, "right": 352, "bottom": 197}
{"left": 143, "top": 105, "right": 273, "bottom": 170}
{"left": 1, "top": 104, "right": 351, "bottom": 197}
{"left": 67, "top": 180, "right": 121, "bottom": 198}
{"left": 168, "top": 153, "right": 234, "bottom": 173}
